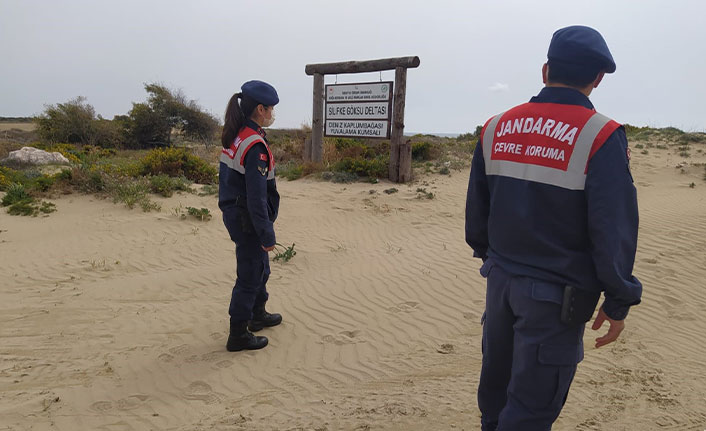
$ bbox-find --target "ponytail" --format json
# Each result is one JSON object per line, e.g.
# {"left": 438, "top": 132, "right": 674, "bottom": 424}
{"left": 221, "top": 92, "right": 258, "bottom": 149}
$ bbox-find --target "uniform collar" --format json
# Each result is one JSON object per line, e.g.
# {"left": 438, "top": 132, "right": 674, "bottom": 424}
{"left": 529, "top": 87, "right": 595, "bottom": 110}
{"left": 245, "top": 119, "right": 267, "bottom": 138}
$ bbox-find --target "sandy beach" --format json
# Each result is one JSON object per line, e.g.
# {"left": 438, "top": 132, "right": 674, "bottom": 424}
{"left": 1, "top": 142, "right": 706, "bottom": 430}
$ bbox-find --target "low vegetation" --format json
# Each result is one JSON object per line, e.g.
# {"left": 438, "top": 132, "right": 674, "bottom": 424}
{"left": 3, "top": 106, "right": 705, "bottom": 219}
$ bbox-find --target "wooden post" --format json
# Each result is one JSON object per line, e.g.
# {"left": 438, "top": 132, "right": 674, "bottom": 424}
{"left": 398, "top": 139, "right": 412, "bottom": 182}
{"left": 310, "top": 73, "right": 324, "bottom": 163}
{"left": 389, "top": 66, "right": 408, "bottom": 182}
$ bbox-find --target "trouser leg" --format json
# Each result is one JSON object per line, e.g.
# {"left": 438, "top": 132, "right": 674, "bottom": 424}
{"left": 497, "top": 277, "right": 585, "bottom": 431}
{"left": 478, "top": 262, "right": 515, "bottom": 431}
{"left": 229, "top": 245, "right": 269, "bottom": 323}
{"left": 253, "top": 257, "right": 270, "bottom": 309}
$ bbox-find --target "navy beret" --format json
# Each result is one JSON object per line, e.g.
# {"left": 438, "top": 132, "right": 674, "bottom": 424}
{"left": 548, "top": 26, "right": 616, "bottom": 73}
{"left": 241, "top": 80, "right": 279, "bottom": 106}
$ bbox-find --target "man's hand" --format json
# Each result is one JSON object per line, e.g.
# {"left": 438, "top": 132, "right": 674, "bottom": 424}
{"left": 262, "top": 244, "right": 276, "bottom": 252}
{"left": 591, "top": 307, "right": 625, "bottom": 348}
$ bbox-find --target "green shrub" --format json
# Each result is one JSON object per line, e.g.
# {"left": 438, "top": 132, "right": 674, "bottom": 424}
{"left": 331, "top": 137, "right": 365, "bottom": 151}
{"left": 124, "top": 84, "right": 220, "bottom": 148}
{"left": 7, "top": 200, "right": 37, "bottom": 216}
{"left": 0, "top": 167, "right": 25, "bottom": 191}
{"left": 412, "top": 141, "right": 434, "bottom": 161}
{"left": 30, "top": 175, "right": 55, "bottom": 192}
{"left": 148, "top": 174, "right": 192, "bottom": 197}
{"left": 139, "top": 148, "right": 217, "bottom": 184}
{"left": 1, "top": 183, "right": 31, "bottom": 206}
{"left": 61, "top": 166, "right": 106, "bottom": 193}
{"left": 277, "top": 161, "right": 304, "bottom": 181}
{"left": 457, "top": 126, "right": 483, "bottom": 141}
{"left": 320, "top": 171, "right": 358, "bottom": 183}
{"left": 332, "top": 155, "right": 389, "bottom": 178}
{"left": 108, "top": 179, "right": 160, "bottom": 212}
{"left": 35, "top": 97, "right": 96, "bottom": 145}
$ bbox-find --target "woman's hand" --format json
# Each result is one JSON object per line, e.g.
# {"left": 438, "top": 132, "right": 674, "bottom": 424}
{"left": 262, "top": 244, "right": 276, "bottom": 252}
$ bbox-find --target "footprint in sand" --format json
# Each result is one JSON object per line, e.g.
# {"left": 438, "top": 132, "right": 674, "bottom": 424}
{"left": 169, "top": 344, "right": 191, "bottom": 355}
{"left": 115, "top": 394, "right": 149, "bottom": 411}
{"left": 210, "top": 332, "right": 223, "bottom": 341}
{"left": 90, "top": 400, "right": 113, "bottom": 412}
{"left": 216, "top": 360, "right": 233, "bottom": 369}
{"left": 320, "top": 330, "right": 365, "bottom": 345}
{"left": 90, "top": 395, "right": 148, "bottom": 412}
{"left": 158, "top": 353, "right": 174, "bottom": 363}
{"left": 183, "top": 381, "right": 220, "bottom": 405}
{"left": 200, "top": 351, "right": 221, "bottom": 362}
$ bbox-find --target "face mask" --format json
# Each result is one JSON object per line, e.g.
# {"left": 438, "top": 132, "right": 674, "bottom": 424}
{"left": 261, "top": 108, "right": 275, "bottom": 127}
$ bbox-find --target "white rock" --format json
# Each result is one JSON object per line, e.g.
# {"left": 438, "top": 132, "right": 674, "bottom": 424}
{"left": 6, "top": 147, "right": 71, "bottom": 165}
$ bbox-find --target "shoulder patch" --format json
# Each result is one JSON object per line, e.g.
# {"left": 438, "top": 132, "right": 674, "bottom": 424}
{"left": 259, "top": 153, "right": 268, "bottom": 161}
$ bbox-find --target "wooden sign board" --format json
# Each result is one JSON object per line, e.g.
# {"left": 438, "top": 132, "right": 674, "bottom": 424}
{"left": 324, "top": 81, "right": 393, "bottom": 138}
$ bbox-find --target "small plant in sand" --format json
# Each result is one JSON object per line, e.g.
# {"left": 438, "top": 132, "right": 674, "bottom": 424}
{"left": 273, "top": 242, "right": 296, "bottom": 263}
{"left": 678, "top": 144, "right": 691, "bottom": 158}
{"left": 108, "top": 179, "right": 161, "bottom": 212}
{"left": 689, "top": 182, "right": 696, "bottom": 188}
{"left": 148, "top": 174, "right": 192, "bottom": 197}
{"left": 171, "top": 203, "right": 211, "bottom": 221}
{"left": 186, "top": 206, "right": 211, "bottom": 221}
{"left": 383, "top": 187, "right": 398, "bottom": 194}
{"left": 416, "top": 187, "right": 435, "bottom": 200}
{"left": 197, "top": 184, "right": 218, "bottom": 196}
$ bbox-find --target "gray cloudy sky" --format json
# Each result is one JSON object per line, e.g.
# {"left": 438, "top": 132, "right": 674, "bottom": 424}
{"left": 2, "top": 0, "right": 705, "bottom": 134}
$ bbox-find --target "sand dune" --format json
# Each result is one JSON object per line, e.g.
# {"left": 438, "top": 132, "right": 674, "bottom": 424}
{"left": 1, "top": 143, "right": 705, "bottom": 430}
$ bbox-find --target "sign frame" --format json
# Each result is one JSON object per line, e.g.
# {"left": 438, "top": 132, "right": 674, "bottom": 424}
{"left": 324, "top": 81, "right": 393, "bottom": 139}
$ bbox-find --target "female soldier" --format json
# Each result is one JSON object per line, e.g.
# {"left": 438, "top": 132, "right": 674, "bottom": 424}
{"left": 219, "top": 80, "right": 282, "bottom": 352}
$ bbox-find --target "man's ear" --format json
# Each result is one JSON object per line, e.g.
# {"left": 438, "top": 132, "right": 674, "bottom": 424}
{"left": 542, "top": 63, "right": 548, "bottom": 84}
{"left": 593, "top": 72, "right": 605, "bottom": 89}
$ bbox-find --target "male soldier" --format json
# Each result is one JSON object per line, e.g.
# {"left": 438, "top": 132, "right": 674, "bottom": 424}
{"left": 465, "top": 26, "right": 642, "bottom": 430}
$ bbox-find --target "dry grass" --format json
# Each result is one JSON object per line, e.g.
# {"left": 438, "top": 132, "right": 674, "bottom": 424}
{"left": 0, "top": 122, "right": 36, "bottom": 132}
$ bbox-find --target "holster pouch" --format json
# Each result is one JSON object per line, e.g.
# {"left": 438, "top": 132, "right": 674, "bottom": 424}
{"left": 560, "top": 285, "right": 600, "bottom": 325}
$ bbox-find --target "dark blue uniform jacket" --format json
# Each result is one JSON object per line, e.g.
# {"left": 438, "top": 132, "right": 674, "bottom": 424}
{"left": 219, "top": 120, "right": 280, "bottom": 248}
{"left": 466, "top": 87, "right": 642, "bottom": 320}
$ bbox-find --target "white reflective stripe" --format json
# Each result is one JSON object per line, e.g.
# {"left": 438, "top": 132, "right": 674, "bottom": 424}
{"left": 219, "top": 151, "right": 245, "bottom": 173}
{"left": 484, "top": 111, "right": 612, "bottom": 190}
{"left": 564, "top": 111, "right": 611, "bottom": 181}
{"left": 482, "top": 113, "right": 505, "bottom": 169}
{"left": 220, "top": 134, "right": 277, "bottom": 180}
{"left": 233, "top": 135, "right": 265, "bottom": 166}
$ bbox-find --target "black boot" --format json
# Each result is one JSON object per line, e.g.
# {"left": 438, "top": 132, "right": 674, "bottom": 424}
{"left": 226, "top": 321, "right": 268, "bottom": 352}
{"left": 248, "top": 304, "right": 282, "bottom": 332}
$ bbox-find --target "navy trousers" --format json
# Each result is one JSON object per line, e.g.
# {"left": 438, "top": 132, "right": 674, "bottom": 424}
{"left": 223, "top": 211, "right": 270, "bottom": 324}
{"left": 478, "top": 260, "right": 585, "bottom": 431}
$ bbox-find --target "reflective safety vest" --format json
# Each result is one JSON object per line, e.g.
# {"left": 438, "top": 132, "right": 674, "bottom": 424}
{"left": 481, "top": 102, "right": 620, "bottom": 190}
{"left": 220, "top": 127, "right": 275, "bottom": 180}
